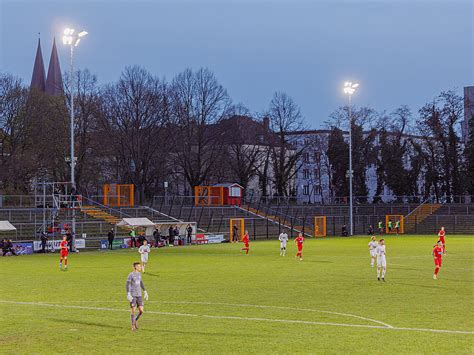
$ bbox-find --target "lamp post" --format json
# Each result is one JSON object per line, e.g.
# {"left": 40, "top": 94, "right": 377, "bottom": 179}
{"left": 343, "top": 81, "right": 359, "bottom": 236}
{"left": 63, "top": 28, "right": 88, "bottom": 249}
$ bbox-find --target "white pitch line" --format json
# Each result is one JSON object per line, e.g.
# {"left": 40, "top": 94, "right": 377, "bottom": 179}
{"left": 37, "top": 299, "right": 393, "bottom": 328}
{"left": 1, "top": 300, "right": 473, "bottom": 335}
{"left": 158, "top": 300, "right": 394, "bottom": 328}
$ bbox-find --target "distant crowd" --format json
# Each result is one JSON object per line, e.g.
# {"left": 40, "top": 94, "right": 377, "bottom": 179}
{"left": 106, "top": 224, "right": 194, "bottom": 249}
{"left": 1, "top": 239, "right": 18, "bottom": 256}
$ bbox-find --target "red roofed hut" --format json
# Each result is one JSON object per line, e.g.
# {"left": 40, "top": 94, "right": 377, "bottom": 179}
{"left": 194, "top": 183, "right": 244, "bottom": 206}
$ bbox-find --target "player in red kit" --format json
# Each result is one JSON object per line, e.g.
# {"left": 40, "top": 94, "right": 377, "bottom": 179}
{"left": 295, "top": 233, "right": 304, "bottom": 261}
{"left": 241, "top": 230, "right": 250, "bottom": 255}
{"left": 59, "top": 235, "right": 69, "bottom": 270}
{"left": 432, "top": 240, "right": 444, "bottom": 279}
{"left": 437, "top": 226, "right": 446, "bottom": 253}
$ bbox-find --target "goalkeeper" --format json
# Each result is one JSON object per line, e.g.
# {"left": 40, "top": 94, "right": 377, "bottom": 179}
{"left": 126, "top": 262, "right": 149, "bottom": 331}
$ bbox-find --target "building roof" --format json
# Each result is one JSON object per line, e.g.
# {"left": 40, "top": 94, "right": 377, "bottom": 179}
{"left": 216, "top": 115, "right": 279, "bottom": 146}
{"left": 212, "top": 183, "right": 244, "bottom": 188}
{"left": 45, "top": 38, "right": 64, "bottom": 96}
{"left": 30, "top": 38, "right": 46, "bottom": 91}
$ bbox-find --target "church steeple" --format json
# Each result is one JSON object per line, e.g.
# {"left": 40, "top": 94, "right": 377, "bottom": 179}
{"left": 30, "top": 37, "right": 46, "bottom": 91}
{"left": 45, "top": 37, "right": 64, "bottom": 96}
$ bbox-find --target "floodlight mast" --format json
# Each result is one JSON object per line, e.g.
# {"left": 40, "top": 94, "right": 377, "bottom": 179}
{"left": 343, "top": 81, "right": 359, "bottom": 236}
{"left": 62, "top": 27, "right": 88, "bottom": 250}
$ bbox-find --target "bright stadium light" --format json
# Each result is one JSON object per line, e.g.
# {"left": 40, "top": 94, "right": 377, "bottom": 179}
{"left": 63, "top": 26, "right": 88, "bottom": 251}
{"left": 343, "top": 81, "right": 358, "bottom": 95}
{"left": 343, "top": 81, "right": 359, "bottom": 236}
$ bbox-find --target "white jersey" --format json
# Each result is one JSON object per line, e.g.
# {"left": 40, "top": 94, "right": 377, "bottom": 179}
{"left": 139, "top": 245, "right": 150, "bottom": 262}
{"left": 369, "top": 241, "right": 378, "bottom": 256}
{"left": 376, "top": 244, "right": 386, "bottom": 267}
{"left": 278, "top": 233, "right": 289, "bottom": 246}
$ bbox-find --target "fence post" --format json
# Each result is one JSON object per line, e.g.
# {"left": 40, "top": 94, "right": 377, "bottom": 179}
{"left": 207, "top": 209, "right": 213, "bottom": 231}
{"left": 188, "top": 202, "right": 194, "bottom": 221}
{"left": 168, "top": 195, "right": 175, "bottom": 216}
{"left": 217, "top": 214, "right": 223, "bottom": 233}
{"left": 290, "top": 217, "right": 294, "bottom": 239}
{"left": 159, "top": 196, "right": 164, "bottom": 212}
{"left": 177, "top": 197, "right": 186, "bottom": 220}
{"left": 198, "top": 205, "right": 205, "bottom": 228}
{"left": 253, "top": 218, "right": 256, "bottom": 240}
{"left": 266, "top": 215, "right": 269, "bottom": 239}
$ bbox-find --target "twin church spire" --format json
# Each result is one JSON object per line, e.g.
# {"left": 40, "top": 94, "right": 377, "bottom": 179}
{"left": 30, "top": 36, "right": 63, "bottom": 96}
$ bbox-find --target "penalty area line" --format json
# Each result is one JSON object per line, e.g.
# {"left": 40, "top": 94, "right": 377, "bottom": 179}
{"left": 0, "top": 300, "right": 473, "bottom": 335}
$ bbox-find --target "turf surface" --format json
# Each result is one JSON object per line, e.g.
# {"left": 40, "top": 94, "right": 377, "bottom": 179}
{"left": 0, "top": 235, "right": 473, "bottom": 354}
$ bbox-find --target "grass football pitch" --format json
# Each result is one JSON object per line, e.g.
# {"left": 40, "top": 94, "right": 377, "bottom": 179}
{"left": 0, "top": 235, "right": 473, "bottom": 354}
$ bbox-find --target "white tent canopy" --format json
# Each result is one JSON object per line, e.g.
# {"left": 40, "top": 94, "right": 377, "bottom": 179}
{"left": 116, "top": 218, "right": 155, "bottom": 228}
{"left": 116, "top": 218, "right": 156, "bottom": 236}
{"left": 0, "top": 221, "right": 16, "bottom": 231}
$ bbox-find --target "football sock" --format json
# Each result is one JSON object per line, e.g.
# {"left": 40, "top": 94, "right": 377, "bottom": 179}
{"left": 65, "top": 259, "right": 68, "bottom": 265}
{"left": 135, "top": 312, "right": 142, "bottom": 321}
{"left": 377, "top": 269, "right": 380, "bottom": 278}
{"left": 434, "top": 267, "right": 439, "bottom": 275}
{"left": 382, "top": 269, "right": 386, "bottom": 278}
{"left": 130, "top": 314, "right": 135, "bottom": 324}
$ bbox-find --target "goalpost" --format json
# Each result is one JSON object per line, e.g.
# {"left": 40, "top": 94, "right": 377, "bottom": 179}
{"left": 314, "top": 216, "right": 327, "bottom": 237}
{"left": 229, "top": 218, "right": 245, "bottom": 242}
{"left": 385, "top": 215, "right": 404, "bottom": 234}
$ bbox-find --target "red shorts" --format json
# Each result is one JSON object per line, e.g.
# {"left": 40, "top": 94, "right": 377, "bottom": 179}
{"left": 244, "top": 243, "right": 249, "bottom": 248}
{"left": 297, "top": 247, "right": 302, "bottom": 252}
{"left": 61, "top": 250, "right": 69, "bottom": 257}
{"left": 434, "top": 257, "right": 442, "bottom": 267}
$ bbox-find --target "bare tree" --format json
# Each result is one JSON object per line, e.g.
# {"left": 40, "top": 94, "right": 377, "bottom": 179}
{"left": 99, "top": 66, "right": 170, "bottom": 203}
{"left": 418, "top": 90, "right": 464, "bottom": 201}
{"left": 266, "top": 92, "right": 306, "bottom": 196}
{"left": 169, "top": 67, "right": 231, "bottom": 192}
{"left": 0, "top": 73, "right": 29, "bottom": 191}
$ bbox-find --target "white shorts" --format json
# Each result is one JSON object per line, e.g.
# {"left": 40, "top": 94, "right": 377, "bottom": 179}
{"left": 370, "top": 250, "right": 377, "bottom": 258}
{"left": 377, "top": 255, "right": 386, "bottom": 268}
{"left": 141, "top": 254, "right": 148, "bottom": 263}
{"left": 280, "top": 242, "right": 287, "bottom": 249}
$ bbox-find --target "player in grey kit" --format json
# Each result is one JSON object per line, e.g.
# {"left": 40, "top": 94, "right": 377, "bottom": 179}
{"left": 126, "top": 262, "right": 149, "bottom": 330}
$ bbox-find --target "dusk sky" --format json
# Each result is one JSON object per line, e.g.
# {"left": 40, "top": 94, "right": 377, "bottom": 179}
{"left": 0, "top": 0, "right": 472, "bottom": 128}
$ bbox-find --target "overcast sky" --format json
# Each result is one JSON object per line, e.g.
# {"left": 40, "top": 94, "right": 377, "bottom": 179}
{"left": 0, "top": 0, "right": 472, "bottom": 127}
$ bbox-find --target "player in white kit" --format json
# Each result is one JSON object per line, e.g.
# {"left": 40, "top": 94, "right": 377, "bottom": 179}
{"left": 278, "top": 232, "right": 289, "bottom": 256}
{"left": 138, "top": 240, "right": 151, "bottom": 273}
{"left": 368, "top": 236, "right": 378, "bottom": 267}
{"left": 376, "top": 239, "right": 386, "bottom": 281}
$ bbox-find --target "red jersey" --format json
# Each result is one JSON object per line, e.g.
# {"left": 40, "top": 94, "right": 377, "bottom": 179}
{"left": 60, "top": 240, "right": 68, "bottom": 255}
{"left": 432, "top": 246, "right": 443, "bottom": 258}
{"left": 242, "top": 234, "right": 249, "bottom": 245}
{"left": 295, "top": 236, "right": 304, "bottom": 248}
{"left": 438, "top": 230, "right": 445, "bottom": 244}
